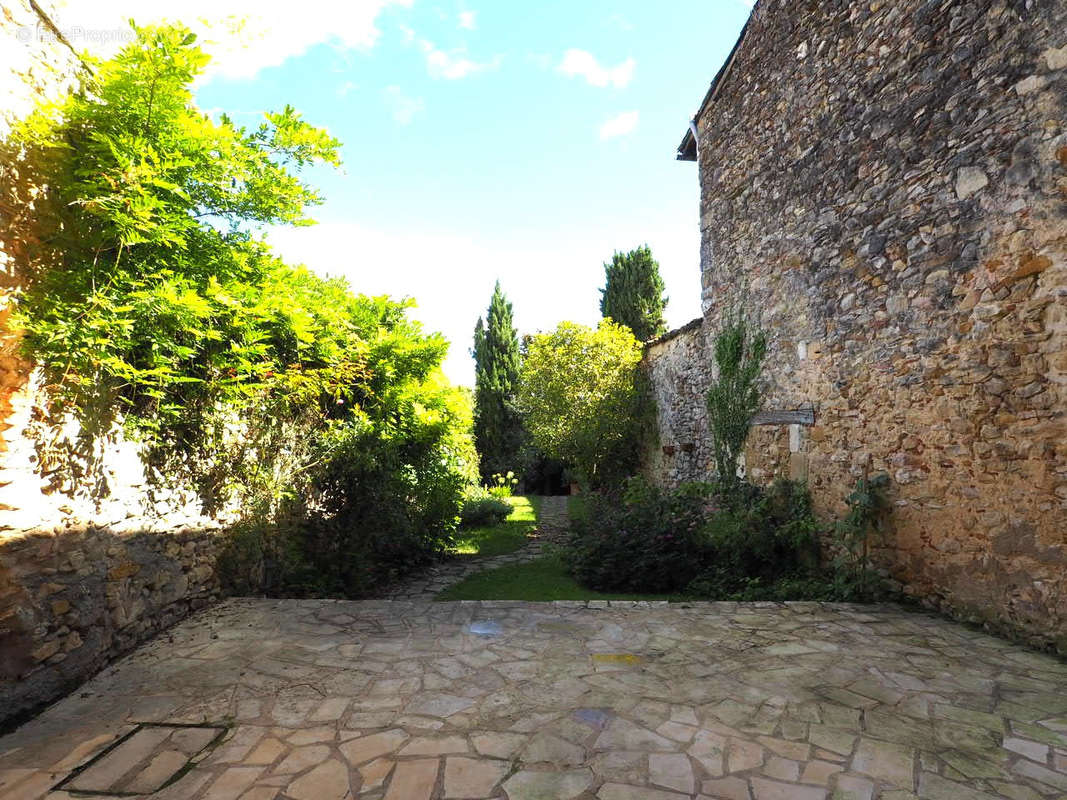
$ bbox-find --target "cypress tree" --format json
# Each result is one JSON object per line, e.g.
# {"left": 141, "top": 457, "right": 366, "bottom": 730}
{"left": 599, "top": 244, "right": 668, "bottom": 342}
{"left": 472, "top": 282, "right": 522, "bottom": 480}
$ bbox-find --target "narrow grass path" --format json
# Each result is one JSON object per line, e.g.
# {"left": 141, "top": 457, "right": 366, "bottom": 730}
{"left": 436, "top": 494, "right": 676, "bottom": 602}
{"left": 449, "top": 496, "right": 540, "bottom": 557}
{"left": 384, "top": 495, "right": 552, "bottom": 600}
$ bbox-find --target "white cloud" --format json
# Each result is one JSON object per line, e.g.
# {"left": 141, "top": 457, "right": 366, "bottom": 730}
{"left": 383, "top": 85, "right": 423, "bottom": 125}
{"left": 337, "top": 80, "right": 358, "bottom": 97}
{"left": 418, "top": 39, "right": 499, "bottom": 79}
{"left": 38, "top": 0, "right": 412, "bottom": 80}
{"left": 599, "top": 110, "right": 639, "bottom": 140}
{"left": 558, "top": 49, "right": 635, "bottom": 88}
{"left": 458, "top": 11, "right": 477, "bottom": 30}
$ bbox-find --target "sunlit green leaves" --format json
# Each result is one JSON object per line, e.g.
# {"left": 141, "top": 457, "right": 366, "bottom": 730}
{"left": 517, "top": 320, "right": 648, "bottom": 488}
{"left": 8, "top": 22, "right": 469, "bottom": 517}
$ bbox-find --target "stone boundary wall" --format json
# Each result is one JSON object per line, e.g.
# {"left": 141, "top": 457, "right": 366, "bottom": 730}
{"left": 0, "top": 2, "right": 232, "bottom": 726}
{"left": 643, "top": 319, "right": 716, "bottom": 487}
{"left": 644, "top": 319, "right": 819, "bottom": 489}
{"left": 647, "top": 0, "right": 1067, "bottom": 652}
{"left": 0, "top": 524, "right": 223, "bottom": 727}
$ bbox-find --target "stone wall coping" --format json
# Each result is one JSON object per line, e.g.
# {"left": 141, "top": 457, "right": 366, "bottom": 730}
{"left": 644, "top": 316, "right": 704, "bottom": 350}
{"left": 0, "top": 522, "right": 226, "bottom": 547}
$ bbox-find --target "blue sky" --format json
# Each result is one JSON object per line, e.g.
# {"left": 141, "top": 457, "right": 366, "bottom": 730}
{"left": 55, "top": 0, "right": 752, "bottom": 384}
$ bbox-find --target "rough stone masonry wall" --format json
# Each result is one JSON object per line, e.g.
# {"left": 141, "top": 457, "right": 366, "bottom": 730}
{"left": 0, "top": 2, "right": 229, "bottom": 726}
{"left": 0, "top": 525, "right": 223, "bottom": 727}
{"left": 644, "top": 319, "right": 716, "bottom": 486}
{"left": 653, "top": 0, "right": 1067, "bottom": 652}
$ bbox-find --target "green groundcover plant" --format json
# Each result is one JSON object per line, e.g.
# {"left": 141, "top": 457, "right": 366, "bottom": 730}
{"left": 458, "top": 486, "right": 513, "bottom": 528}
{"left": 5, "top": 24, "right": 477, "bottom": 596}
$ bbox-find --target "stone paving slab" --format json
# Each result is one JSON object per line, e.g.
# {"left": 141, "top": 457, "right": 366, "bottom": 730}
{"left": 1, "top": 598, "right": 1066, "bottom": 799}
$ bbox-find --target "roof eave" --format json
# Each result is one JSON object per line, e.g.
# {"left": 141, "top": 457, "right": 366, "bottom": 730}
{"left": 674, "top": 14, "right": 753, "bottom": 163}
{"left": 677, "top": 130, "right": 697, "bottom": 161}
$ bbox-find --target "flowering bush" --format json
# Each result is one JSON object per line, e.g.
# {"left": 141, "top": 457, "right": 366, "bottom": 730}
{"left": 487, "top": 471, "right": 518, "bottom": 498}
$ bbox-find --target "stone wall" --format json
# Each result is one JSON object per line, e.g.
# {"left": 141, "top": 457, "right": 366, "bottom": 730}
{"left": 644, "top": 319, "right": 715, "bottom": 486}
{"left": 649, "top": 0, "right": 1067, "bottom": 652}
{"left": 0, "top": 2, "right": 232, "bottom": 726}
{"left": 0, "top": 524, "right": 223, "bottom": 726}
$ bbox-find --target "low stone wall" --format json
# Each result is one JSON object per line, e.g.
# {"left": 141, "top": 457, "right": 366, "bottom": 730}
{"left": 643, "top": 319, "right": 715, "bottom": 486}
{"left": 0, "top": 368, "right": 233, "bottom": 727}
{"left": 0, "top": 523, "right": 223, "bottom": 726}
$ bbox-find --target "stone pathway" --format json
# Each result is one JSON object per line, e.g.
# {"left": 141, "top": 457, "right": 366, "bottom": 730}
{"left": 2, "top": 598, "right": 1066, "bottom": 799}
{"left": 382, "top": 496, "right": 571, "bottom": 600}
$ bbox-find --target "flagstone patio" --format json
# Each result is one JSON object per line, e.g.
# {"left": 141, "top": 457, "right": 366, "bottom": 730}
{"left": 1, "top": 598, "right": 1066, "bottom": 800}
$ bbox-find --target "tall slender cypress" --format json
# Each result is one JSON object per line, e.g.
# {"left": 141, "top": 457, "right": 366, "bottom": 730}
{"left": 472, "top": 282, "right": 522, "bottom": 480}
{"left": 599, "top": 245, "right": 668, "bottom": 342}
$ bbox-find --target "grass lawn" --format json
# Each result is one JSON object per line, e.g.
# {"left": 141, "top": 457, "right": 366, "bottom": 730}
{"left": 436, "top": 553, "right": 676, "bottom": 602}
{"left": 450, "top": 495, "right": 540, "bottom": 558}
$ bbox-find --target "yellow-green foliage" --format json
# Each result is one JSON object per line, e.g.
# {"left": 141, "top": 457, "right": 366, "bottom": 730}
{"left": 4, "top": 23, "right": 477, "bottom": 592}
{"left": 517, "top": 320, "right": 649, "bottom": 488}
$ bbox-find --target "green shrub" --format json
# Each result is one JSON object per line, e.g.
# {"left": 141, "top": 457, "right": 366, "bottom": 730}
{"left": 217, "top": 511, "right": 321, "bottom": 597}
{"left": 297, "top": 376, "right": 476, "bottom": 596}
{"left": 831, "top": 472, "right": 892, "bottom": 599}
{"left": 568, "top": 477, "right": 823, "bottom": 596}
{"left": 684, "top": 572, "right": 847, "bottom": 602}
{"left": 568, "top": 478, "right": 713, "bottom": 593}
{"left": 697, "top": 478, "right": 820, "bottom": 587}
{"left": 460, "top": 487, "right": 513, "bottom": 528}
{"left": 517, "top": 320, "right": 652, "bottom": 489}
{"left": 705, "top": 313, "right": 766, "bottom": 491}
{"left": 5, "top": 23, "right": 480, "bottom": 598}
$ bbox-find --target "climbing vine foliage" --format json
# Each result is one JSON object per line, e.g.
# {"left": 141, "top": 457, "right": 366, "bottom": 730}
{"left": 4, "top": 24, "right": 473, "bottom": 524}
{"left": 705, "top": 313, "right": 767, "bottom": 492}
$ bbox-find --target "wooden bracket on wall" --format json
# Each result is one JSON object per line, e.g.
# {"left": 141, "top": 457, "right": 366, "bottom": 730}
{"left": 749, "top": 405, "right": 815, "bottom": 426}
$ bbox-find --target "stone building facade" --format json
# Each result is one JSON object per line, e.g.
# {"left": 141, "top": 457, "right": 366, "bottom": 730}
{"left": 647, "top": 0, "right": 1067, "bottom": 651}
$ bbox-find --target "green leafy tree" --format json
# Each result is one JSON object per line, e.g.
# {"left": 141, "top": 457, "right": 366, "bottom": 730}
{"left": 599, "top": 245, "right": 668, "bottom": 341}
{"left": 4, "top": 23, "right": 478, "bottom": 595}
{"left": 517, "top": 320, "right": 648, "bottom": 488}
{"left": 705, "top": 313, "right": 767, "bottom": 494}
{"left": 7, "top": 23, "right": 342, "bottom": 463}
{"left": 472, "top": 281, "right": 522, "bottom": 480}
